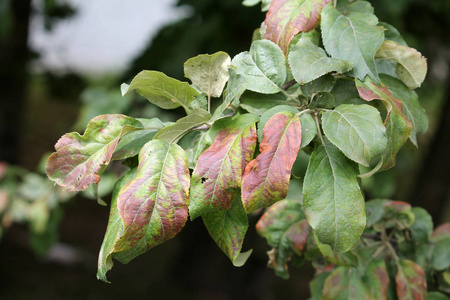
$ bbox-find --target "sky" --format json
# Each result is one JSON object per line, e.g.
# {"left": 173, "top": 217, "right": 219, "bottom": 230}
{"left": 29, "top": 0, "right": 189, "bottom": 74}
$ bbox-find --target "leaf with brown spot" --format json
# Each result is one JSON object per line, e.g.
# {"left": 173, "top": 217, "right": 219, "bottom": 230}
{"left": 112, "top": 139, "right": 190, "bottom": 263}
{"left": 189, "top": 114, "right": 258, "bottom": 220}
{"left": 264, "top": 0, "right": 331, "bottom": 55}
{"left": 395, "top": 259, "right": 427, "bottom": 300}
{"left": 46, "top": 114, "right": 143, "bottom": 191}
{"left": 356, "top": 78, "right": 412, "bottom": 170}
{"left": 241, "top": 111, "right": 301, "bottom": 213}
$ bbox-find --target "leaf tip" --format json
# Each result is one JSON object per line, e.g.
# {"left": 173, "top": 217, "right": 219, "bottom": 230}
{"left": 232, "top": 249, "right": 253, "bottom": 267}
{"left": 120, "top": 83, "right": 130, "bottom": 97}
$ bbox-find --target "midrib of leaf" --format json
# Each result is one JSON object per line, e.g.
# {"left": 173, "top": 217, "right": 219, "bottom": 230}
{"left": 154, "top": 77, "right": 191, "bottom": 113}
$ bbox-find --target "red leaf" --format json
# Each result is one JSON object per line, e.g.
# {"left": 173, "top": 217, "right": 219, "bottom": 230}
{"left": 430, "top": 223, "right": 450, "bottom": 242}
{"left": 242, "top": 112, "right": 301, "bottom": 213}
{"left": 264, "top": 0, "right": 331, "bottom": 55}
{"left": 396, "top": 260, "right": 427, "bottom": 300}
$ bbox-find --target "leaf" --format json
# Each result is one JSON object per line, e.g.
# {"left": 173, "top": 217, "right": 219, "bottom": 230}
{"left": 322, "top": 267, "right": 374, "bottom": 300}
{"left": 429, "top": 224, "right": 450, "bottom": 271}
{"left": 211, "top": 67, "right": 248, "bottom": 122}
{"left": 322, "top": 104, "right": 388, "bottom": 167}
{"left": 256, "top": 199, "right": 309, "bottom": 278}
{"left": 202, "top": 192, "right": 250, "bottom": 264}
{"left": 263, "top": 0, "right": 331, "bottom": 54}
{"left": 314, "top": 234, "right": 359, "bottom": 268}
{"left": 332, "top": 78, "right": 366, "bottom": 106}
{"left": 301, "top": 73, "right": 336, "bottom": 98}
{"left": 241, "top": 112, "right": 302, "bottom": 213}
{"left": 430, "top": 223, "right": 450, "bottom": 243}
{"left": 189, "top": 114, "right": 258, "bottom": 220}
{"left": 122, "top": 70, "right": 198, "bottom": 113}
{"left": 46, "top": 114, "right": 143, "bottom": 191}
{"left": 395, "top": 260, "right": 427, "bottom": 300}
{"left": 309, "top": 272, "right": 331, "bottom": 300}
{"left": 112, "top": 140, "right": 190, "bottom": 263}
{"left": 426, "top": 292, "right": 450, "bottom": 300}
{"left": 97, "top": 168, "right": 136, "bottom": 283}
{"left": 375, "top": 41, "right": 427, "bottom": 89}
{"left": 112, "top": 118, "right": 167, "bottom": 160}
{"left": 356, "top": 78, "right": 412, "bottom": 170}
{"left": 288, "top": 38, "right": 353, "bottom": 84}
{"left": 309, "top": 92, "right": 335, "bottom": 109}
{"left": 240, "top": 91, "right": 291, "bottom": 115}
{"left": 410, "top": 207, "right": 433, "bottom": 244}
{"left": 363, "top": 260, "right": 390, "bottom": 300}
{"left": 381, "top": 74, "right": 428, "bottom": 147}
{"left": 303, "top": 139, "right": 365, "bottom": 253}
{"left": 300, "top": 113, "right": 317, "bottom": 148}
{"left": 243, "top": 0, "right": 272, "bottom": 11}
{"left": 258, "top": 105, "right": 299, "bottom": 142}
{"left": 153, "top": 108, "right": 211, "bottom": 143}
{"left": 379, "top": 22, "right": 407, "bottom": 46}
{"left": 336, "top": 0, "right": 378, "bottom": 26}
{"left": 184, "top": 52, "right": 231, "bottom": 98}
{"left": 321, "top": 3, "right": 385, "bottom": 83}
{"left": 231, "top": 39, "right": 286, "bottom": 94}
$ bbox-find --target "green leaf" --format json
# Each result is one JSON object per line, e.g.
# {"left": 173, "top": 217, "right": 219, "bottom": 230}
{"left": 153, "top": 108, "right": 211, "bottom": 143}
{"left": 243, "top": 0, "right": 272, "bottom": 11}
{"left": 322, "top": 267, "right": 374, "bottom": 300}
{"left": 211, "top": 67, "right": 248, "bottom": 122}
{"left": 379, "top": 22, "right": 407, "bottom": 46}
{"left": 46, "top": 114, "right": 143, "bottom": 191}
{"left": 184, "top": 52, "right": 231, "bottom": 98}
{"left": 322, "top": 104, "right": 388, "bottom": 167}
{"left": 112, "top": 140, "right": 190, "bottom": 264}
{"left": 303, "top": 139, "right": 365, "bottom": 253}
{"left": 242, "top": 112, "right": 302, "bottom": 213}
{"left": 288, "top": 38, "right": 353, "bottom": 84}
{"left": 356, "top": 78, "right": 412, "bottom": 170}
{"left": 332, "top": 78, "right": 366, "bottom": 106}
{"left": 123, "top": 70, "right": 198, "bottom": 113}
{"left": 375, "top": 41, "right": 427, "bottom": 89}
{"left": 381, "top": 74, "right": 428, "bottom": 147}
{"left": 309, "top": 92, "right": 335, "bottom": 109}
{"left": 256, "top": 199, "right": 309, "bottom": 278}
{"left": 202, "top": 192, "right": 250, "bottom": 265}
{"left": 313, "top": 234, "right": 358, "bottom": 268}
{"left": 300, "top": 113, "right": 317, "bottom": 148}
{"left": 189, "top": 114, "right": 258, "bottom": 220}
{"left": 231, "top": 39, "right": 286, "bottom": 94}
{"left": 430, "top": 223, "right": 450, "bottom": 243}
{"left": 263, "top": 0, "right": 331, "bottom": 54}
{"left": 258, "top": 105, "right": 299, "bottom": 142}
{"left": 426, "top": 292, "right": 450, "bottom": 300}
{"left": 240, "top": 91, "right": 291, "bottom": 115}
{"left": 336, "top": 0, "right": 378, "bottom": 26}
{"left": 112, "top": 118, "right": 167, "bottom": 160}
{"left": 430, "top": 224, "right": 450, "bottom": 271}
{"left": 97, "top": 168, "right": 136, "bottom": 283}
{"left": 363, "top": 260, "right": 390, "bottom": 300}
{"left": 301, "top": 73, "right": 336, "bottom": 98}
{"left": 395, "top": 260, "right": 427, "bottom": 300}
{"left": 365, "top": 199, "right": 389, "bottom": 227}
{"left": 410, "top": 207, "right": 433, "bottom": 244}
{"left": 321, "top": 3, "right": 385, "bottom": 83}
{"left": 309, "top": 272, "right": 331, "bottom": 300}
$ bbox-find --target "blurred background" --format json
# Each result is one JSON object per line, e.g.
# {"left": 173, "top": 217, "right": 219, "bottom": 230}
{"left": 0, "top": 0, "right": 449, "bottom": 299}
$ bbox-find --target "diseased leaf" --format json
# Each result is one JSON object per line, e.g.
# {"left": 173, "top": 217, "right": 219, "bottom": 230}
{"left": 396, "top": 260, "right": 427, "bottom": 300}
{"left": 153, "top": 108, "right": 211, "bottom": 143}
{"left": 112, "top": 118, "right": 167, "bottom": 160}
{"left": 309, "top": 272, "right": 331, "bottom": 300}
{"left": 258, "top": 105, "right": 299, "bottom": 142}
{"left": 113, "top": 140, "right": 190, "bottom": 263}
{"left": 289, "top": 38, "right": 353, "bottom": 84}
{"left": 189, "top": 114, "right": 258, "bottom": 220}
{"left": 303, "top": 139, "right": 365, "bottom": 253}
{"left": 184, "top": 52, "right": 231, "bottom": 98}
{"left": 381, "top": 74, "right": 428, "bottom": 147}
{"left": 231, "top": 39, "right": 286, "bottom": 94}
{"left": 46, "top": 114, "right": 143, "bottom": 191}
{"left": 263, "top": 0, "right": 331, "bottom": 54}
{"left": 242, "top": 112, "right": 302, "bottom": 213}
{"left": 375, "top": 41, "right": 427, "bottom": 89}
{"left": 202, "top": 192, "right": 250, "bottom": 264}
{"left": 321, "top": 4, "right": 385, "bottom": 83}
{"left": 322, "top": 104, "right": 388, "bottom": 167}
{"left": 322, "top": 267, "right": 374, "bottom": 300}
{"left": 211, "top": 68, "right": 248, "bottom": 122}
{"left": 363, "top": 260, "right": 390, "bottom": 300}
{"left": 356, "top": 78, "right": 412, "bottom": 170}
{"left": 97, "top": 168, "right": 137, "bottom": 283}
{"left": 430, "top": 223, "right": 450, "bottom": 243}
{"left": 256, "top": 199, "right": 309, "bottom": 278}
{"left": 123, "top": 70, "right": 198, "bottom": 113}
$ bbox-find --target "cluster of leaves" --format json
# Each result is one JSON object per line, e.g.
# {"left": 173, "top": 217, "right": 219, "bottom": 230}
{"left": 45, "top": 0, "right": 438, "bottom": 295}
{"left": 0, "top": 160, "right": 74, "bottom": 254}
{"left": 258, "top": 198, "right": 450, "bottom": 299}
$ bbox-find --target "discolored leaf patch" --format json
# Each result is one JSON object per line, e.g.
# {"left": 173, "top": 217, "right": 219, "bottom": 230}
{"left": 395, "top": 260, "right": 427, "bottom": 300}
{"left": 241, "top": 111, "right": 302, "bottom": 213}
{"left": 46, "top": 114, "right": 143, "bottom": 191}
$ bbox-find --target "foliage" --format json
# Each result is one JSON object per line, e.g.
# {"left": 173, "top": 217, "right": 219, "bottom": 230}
{"left": 44, "top": 0, "right": 449, "bottom": 298}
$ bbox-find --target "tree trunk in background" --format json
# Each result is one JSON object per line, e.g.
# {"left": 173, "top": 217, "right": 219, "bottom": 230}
{"left": 410, "top": 79, "right": 450, "bottom": 223}
{"left": 0, "top": 0, "right": 31, "bottom": 164}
